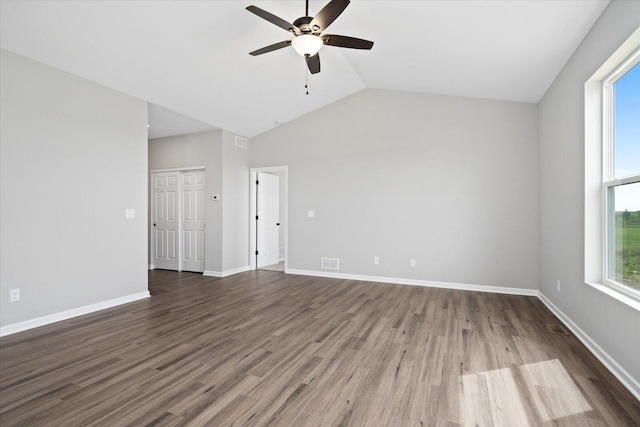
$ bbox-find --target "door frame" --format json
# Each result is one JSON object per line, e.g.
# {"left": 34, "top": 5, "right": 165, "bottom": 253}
{"left": 250, "top": 166, "right": 288, "bottom": 272}
{"left": 150, "top": 166, "right": 205, "bottom": 272}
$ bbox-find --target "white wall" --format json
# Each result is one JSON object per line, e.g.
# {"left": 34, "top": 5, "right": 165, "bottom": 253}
{"left": 0, "top": 49, "right": 149, "bottom": 329}
{"left": 148, "top": 130, "right": 223, "bottom": 272}
{"left": 538, "top": 0, "right": 640, "bottom": 393}
{"left": 251, "top": 88, "right": 539, "bottom": 290}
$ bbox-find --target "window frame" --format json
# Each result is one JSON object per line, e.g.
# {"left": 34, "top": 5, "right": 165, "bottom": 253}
{"left": 601, "top": 49, "right": 640, "bottom": 301}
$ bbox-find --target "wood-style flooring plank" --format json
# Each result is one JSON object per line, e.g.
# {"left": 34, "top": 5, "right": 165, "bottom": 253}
{"left": 0, "top": 269, "right": 638, "bottom": 426}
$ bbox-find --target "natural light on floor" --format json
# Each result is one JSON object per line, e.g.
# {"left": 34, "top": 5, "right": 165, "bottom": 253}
{"left": 461, "top": 359, "right": 592, "bottom": 426}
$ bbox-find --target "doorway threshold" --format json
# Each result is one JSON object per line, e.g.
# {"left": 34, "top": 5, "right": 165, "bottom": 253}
{"left": 259, "top": 262, "right": 284, "bottom": 272}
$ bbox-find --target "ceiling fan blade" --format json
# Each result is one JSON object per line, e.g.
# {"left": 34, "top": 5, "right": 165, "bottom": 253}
{"left": 249, "top": 40, "right": 292, "bottom": 56}
{"left": 305, "top": 53, "right": 321, "bottom": 74}
{"left": 246, "top": 5, "right": 299, "bottom": 34}
{"left": 310, "top": 0, "right": 350, "bottom": 32}
{"left": 322, "top": 34, "right": 374, "bottom": 50}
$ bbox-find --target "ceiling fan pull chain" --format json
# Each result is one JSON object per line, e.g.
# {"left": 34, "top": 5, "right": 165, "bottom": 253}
{"left": 305, "top": 65, "right": 309, "bottom": 95}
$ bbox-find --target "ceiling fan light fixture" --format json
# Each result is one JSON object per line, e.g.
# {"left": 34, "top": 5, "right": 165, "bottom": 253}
{"left": 291, "top": 34, "right": 323, "bottom": 57}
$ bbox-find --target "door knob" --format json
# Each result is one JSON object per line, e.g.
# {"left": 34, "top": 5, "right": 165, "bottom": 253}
{"left": 276, "top": 223, "right": 280, "bottom": 226}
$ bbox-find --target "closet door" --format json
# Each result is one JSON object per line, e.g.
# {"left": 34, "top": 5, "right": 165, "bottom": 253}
{"left": 152, "top": 171, "right": 180, "bottom": 270}
{"left": 181, "top": 170, "right": 205, "bottom": 272}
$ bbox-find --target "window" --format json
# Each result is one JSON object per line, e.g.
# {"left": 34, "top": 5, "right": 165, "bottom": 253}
{"left": 602, "top": 52, "right": 640, "bottom": 298}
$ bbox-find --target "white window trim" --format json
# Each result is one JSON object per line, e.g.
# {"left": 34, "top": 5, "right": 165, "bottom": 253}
{"left": 584, "top": 28, "right": 640, "bottom": 311}
{"left": 600, "top": 48, "right": 640, "bottom": 302}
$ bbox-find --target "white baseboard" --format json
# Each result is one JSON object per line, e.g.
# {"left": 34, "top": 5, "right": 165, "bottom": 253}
{"left": 0, "top": 291, "right": 151, "bottom": 337}
{"left": 203, "top": 265, "right": 250, "bottom": 278}
{"left": 148, "top": 264, "right": 154, "bottom": 270}
{"left": 538, "top": 292, "right": 640, "bottom": 400}
{"left": 203, "top": 270, "right": 224, "bottom": 278}
{"left": 286, "top": 269, "right": 538, "bottom": 296}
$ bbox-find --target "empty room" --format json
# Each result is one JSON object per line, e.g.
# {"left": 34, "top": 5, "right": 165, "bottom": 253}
{"left": 1, "top": 1, "right": 639, "bottom": 425}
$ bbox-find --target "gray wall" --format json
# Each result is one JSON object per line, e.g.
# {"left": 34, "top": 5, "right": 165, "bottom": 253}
{"left": 251, "top": 89, "right": 539, "bottom": 290}
{"left": 148, "top": 129, "right": 250, "bottom": 274}
{"left": 148, "top": 130, "right": 224, "bottom": 272}
{"left": 0, "top": 49, "right": 148, "bottom": 327}
{"left": 222, "top": 131, "right": 250, "bottom": 272}
{"left": 538, "top": 0, "right": 640, "bottom": 385}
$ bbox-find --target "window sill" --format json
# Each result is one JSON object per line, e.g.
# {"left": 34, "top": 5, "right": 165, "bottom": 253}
{"left": 585, "top": 281, "right": 640, "bottom": 312}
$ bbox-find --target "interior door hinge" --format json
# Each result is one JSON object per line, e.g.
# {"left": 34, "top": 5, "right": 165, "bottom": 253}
{"left": 256, "top": 215, "right": 259, "bottom": 220}
{"left": 256, "top": 180, "right": 259, "bottom": 185}
{"left": 255, "top": 250, "right": 259, "bottom": 255}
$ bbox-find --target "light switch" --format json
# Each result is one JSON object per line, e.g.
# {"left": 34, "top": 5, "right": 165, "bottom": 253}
{"left": 308, "top": 210, "right": 315, "bottom": 218}
{"left": 125, "top": 209, "right": 135, "bottom": 219}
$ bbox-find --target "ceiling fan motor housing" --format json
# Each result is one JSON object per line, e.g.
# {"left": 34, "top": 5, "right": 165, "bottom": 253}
{"left": 292, "top": 16, "right": 320, "bottom": 34}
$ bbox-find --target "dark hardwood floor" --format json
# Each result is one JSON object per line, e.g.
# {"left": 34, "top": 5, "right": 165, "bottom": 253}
{"left": 1, "top": 270, "right": 638, "bottom": 426}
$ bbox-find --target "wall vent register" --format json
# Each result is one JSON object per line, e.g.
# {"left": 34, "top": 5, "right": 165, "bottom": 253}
{"left": 321, "top": 257, "right": 339, "bottom": 270}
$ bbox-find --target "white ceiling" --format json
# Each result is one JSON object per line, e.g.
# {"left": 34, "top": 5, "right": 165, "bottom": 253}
{"left": 0, "top": 0, "right": 609, "bottom": 138}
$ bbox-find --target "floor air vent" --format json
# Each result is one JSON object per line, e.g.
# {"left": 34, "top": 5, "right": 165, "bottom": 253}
{"left": 547, "top": 324, "right": 569, "bottom": 335}
{"left": 321, "top": 258, "right": 339, "bottom": 270}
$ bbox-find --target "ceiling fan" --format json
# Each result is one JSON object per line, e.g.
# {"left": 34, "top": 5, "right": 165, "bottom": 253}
{"left": 246, "top": 0, "right": 374, "bottom": 75}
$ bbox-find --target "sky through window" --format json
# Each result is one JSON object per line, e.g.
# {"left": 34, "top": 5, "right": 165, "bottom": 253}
{"left": 614, "top": 62, "right": 640, "bottom": 211}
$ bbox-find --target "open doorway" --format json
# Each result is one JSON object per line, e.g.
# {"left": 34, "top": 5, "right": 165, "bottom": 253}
{"left": 250, "top": 166, "right": 288, "bottom": 272}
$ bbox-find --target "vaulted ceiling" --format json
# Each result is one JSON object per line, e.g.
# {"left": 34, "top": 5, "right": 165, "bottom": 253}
{"left": 0, "top": 1, "right": 609, "bottom": 138}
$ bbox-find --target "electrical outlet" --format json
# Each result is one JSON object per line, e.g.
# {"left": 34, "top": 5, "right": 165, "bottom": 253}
{"left": 556, "top": 280, "right": 561, "bottom": 292}
{"left": 374, "top": 257, "right": 379, "bottom": 265}
{"left": 10, "top": 288, "right": 20, "bottom": 302}
{"left": 410, "top": 259, "right": 416, "bottom": 267}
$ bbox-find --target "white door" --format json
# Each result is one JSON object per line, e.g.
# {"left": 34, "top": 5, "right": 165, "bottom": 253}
{"left": 257, "top": 172, "right": 280, "bottom": 267}
{"left": 153, "top": 172, "right": 179, "bottom": 270}
{"left": 181, "top": 170, "right": 205, "bottom": 273}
